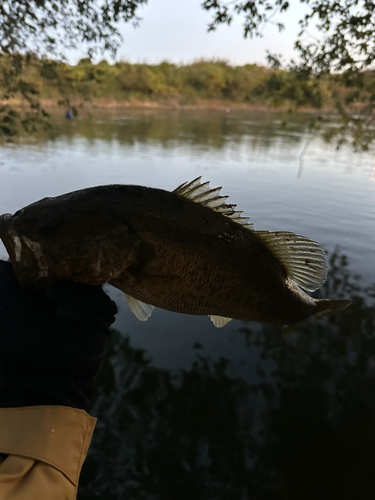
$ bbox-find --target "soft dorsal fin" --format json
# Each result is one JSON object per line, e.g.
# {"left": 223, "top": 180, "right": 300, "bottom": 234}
{"left": 209, "top": 315, "right": 233, "bottom": 328}
{"left": 255, "top": 231, "right": 327, "bottom": 292}
{"left": 125, "top": 294, "right": 155, "bottom": 321}
{"left": 173, "top": 177, "right": 253, "bottom": 229}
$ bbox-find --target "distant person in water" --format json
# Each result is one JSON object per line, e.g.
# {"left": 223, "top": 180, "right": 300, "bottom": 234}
{"left": 0, "top": 260, "right": 117, "bottom": 499}
{"left": 66, "top": 109, "right": 74, "bottom": 120}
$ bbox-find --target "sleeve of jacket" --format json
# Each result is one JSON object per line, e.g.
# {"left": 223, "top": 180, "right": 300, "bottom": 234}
{"left": 0, "top": 406, "right": 97, "bottom": 500}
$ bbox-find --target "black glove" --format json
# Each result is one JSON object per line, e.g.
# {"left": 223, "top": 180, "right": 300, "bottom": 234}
{"left": 0, "top": 260, "right": 118, "bottom": 411}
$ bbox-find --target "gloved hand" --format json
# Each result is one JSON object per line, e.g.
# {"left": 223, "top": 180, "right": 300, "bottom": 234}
{"left": 0, "top": 260, "right": 118, "bottom": 411}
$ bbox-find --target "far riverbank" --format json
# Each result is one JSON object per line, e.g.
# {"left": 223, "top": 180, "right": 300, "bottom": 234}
{"left": 1, "top": 97, "right": 339, "bottom": 115}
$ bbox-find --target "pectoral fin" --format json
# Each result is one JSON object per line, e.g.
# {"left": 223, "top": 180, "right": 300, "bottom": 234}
{"left": 125, "top": 294, "right": 155, "bottom": 321}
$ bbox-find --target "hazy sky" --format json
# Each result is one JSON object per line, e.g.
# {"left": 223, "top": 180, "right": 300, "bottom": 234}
{"left": 69, "top": 0, "right": 311, "bottom": 66}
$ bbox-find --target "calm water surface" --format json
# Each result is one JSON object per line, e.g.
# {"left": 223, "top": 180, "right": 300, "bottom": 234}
{"left": 0, "top": 109, "right": 374, "bottom": 499}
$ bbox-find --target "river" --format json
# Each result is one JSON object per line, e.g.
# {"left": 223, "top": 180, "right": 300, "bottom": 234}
{"left": 0, "top": 108, "right": 374, "bottom": 499}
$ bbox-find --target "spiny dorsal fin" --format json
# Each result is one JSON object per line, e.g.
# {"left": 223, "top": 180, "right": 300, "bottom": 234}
{"left": 256, "top": 231, "right": 327, "bottom": 292}
{"left": 173, "top": 177, "right": 253, "bottom": 229}
{"left": 125, "top": 294, "right": 155, "bottom": 321}
{"left": 209, "top": 315, "right": 233, "bottom": 328}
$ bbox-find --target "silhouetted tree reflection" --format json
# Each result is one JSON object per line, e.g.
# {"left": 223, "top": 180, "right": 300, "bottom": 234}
{"left": 252, "top": 251, "right": 375, "bottom": 500}
{"left": 78, "top": 249, "right": 375, "bottom": 500}
{"left": 44, "top": 109, "right": 310, "bottom": 152}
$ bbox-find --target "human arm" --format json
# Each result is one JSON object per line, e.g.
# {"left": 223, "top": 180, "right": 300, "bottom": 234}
{"left": 0, "top": 261, "right": 117, "bottom": 499}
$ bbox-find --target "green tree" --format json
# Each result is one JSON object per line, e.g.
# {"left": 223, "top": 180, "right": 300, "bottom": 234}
{"left": 0, "top": 0, "right": 147, "bottom": 135}
{"left": 202, "top": 0, "right": 375, "bottom": 150}
{"left": 1, "top": 1, "right": 375, "bottom": 149}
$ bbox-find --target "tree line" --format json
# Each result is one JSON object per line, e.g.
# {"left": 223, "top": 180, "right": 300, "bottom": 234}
{"left": 1, "top": 1, "right": 375, "bottom": 150}
{"left": 2, "top": 56, "right": 373, "bottom": 114}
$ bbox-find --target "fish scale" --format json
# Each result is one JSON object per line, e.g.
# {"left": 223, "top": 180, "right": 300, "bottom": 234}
{"left": 0, "top": 178, "right": 351, "bottom": 329}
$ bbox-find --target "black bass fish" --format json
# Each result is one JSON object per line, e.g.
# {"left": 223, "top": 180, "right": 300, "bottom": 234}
{"left": 0, "top": 178, "right": 350, "bottom": 328}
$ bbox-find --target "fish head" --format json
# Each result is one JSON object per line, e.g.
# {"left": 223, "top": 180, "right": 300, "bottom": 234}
{"left": 0, "top": 214, "right": 48, "bottom": 288}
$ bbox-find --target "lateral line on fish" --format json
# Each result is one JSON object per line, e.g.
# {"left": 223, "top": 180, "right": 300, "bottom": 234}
{"left": 173, "top": 177, "right": 254, "bottom": 230}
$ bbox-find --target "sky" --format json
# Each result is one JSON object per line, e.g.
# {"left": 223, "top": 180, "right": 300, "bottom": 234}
{"left": 68, "top": 0, "right": 311, "bottom": 66}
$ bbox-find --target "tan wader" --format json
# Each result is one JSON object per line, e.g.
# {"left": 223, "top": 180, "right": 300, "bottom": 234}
{"left": 0, "top": 406, "right": 96, "bottom": 499}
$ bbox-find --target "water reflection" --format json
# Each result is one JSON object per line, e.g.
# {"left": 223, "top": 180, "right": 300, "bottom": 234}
{"left": 0, "top": 108, "right": 372, "bottom": 497}
{"left": 79, "top": 249, "right": 375, "bottom": 500}
{"left": 50, "top": 110, "right": 308, "bottom": 151}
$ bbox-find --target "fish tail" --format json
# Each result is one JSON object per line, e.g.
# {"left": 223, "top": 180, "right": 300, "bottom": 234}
{"left": 283, "top": 298, "right": 351, "bottom": 338}
{"left": 315, "top": 298, "right": 351, "bottom": 318}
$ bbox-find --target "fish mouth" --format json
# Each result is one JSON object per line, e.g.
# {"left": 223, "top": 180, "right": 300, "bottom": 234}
{"left": 0, "top": 214, "right": 13, "bottom": 256}
{"left": 1, "top": 229, "right": 21, "bottom": 264}
{"left": 0, "top": 227, "right": 50, "bottom": 287}
{"left": 0, "top": 214, "right": 12, "bottom": 237}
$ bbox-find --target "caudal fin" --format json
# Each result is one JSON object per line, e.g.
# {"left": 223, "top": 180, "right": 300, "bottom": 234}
{"left": 315, "top": 298, "right": 351, "bottom": 318}
{"left": 283, "top": 298, "right": 352, "bottom": 338}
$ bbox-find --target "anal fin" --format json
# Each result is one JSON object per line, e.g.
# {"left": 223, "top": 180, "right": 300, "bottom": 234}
{"left": 209, "top": 315, "right": 233, "bottom": 328}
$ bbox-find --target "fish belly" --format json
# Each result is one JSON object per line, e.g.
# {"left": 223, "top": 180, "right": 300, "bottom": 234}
{"left": 110, "top": 229, "right": 317, "bottom": 325}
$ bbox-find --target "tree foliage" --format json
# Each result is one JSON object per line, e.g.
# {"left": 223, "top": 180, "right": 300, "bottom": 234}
{"left": 0, "top": 1, "right": 147, "bottom": 57}
{"left": 1, "top": 1, "right": 375, "bottom": 149}
{"left": 0, "top": 0, "right": 147, "bottom": 136}
{"left": 202, "top": 1, "right": 375, "bottom": 72}
{"left": 4, "top": 56, "right": 370, "bottom": 113}
{"left": 202, "top": 1, "right": 375, "bottom": 150}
